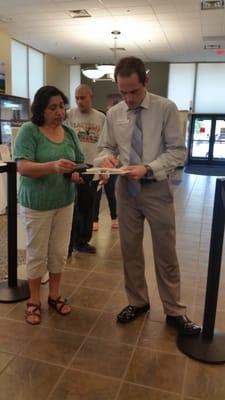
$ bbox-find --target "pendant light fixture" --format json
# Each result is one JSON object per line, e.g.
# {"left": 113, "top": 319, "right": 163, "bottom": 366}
{"left": 81, "top": 30, "right": 121, "bottom": 81}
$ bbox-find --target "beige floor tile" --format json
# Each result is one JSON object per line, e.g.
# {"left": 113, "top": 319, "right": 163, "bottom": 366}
{"left": 0, "top": 356, "right": 63, "bottom": 400}
{"left": 183, "top": 358, "right": 225, "bottom": 400}
{"left": 103, "top": 290, "right": 128, "bottom": 312}
{"left": 0, "top": 352, "right": 14, "bottom": 373}
{"left": 49, "top": 369, "right": 119, "bottom": 400}
{"left": 0, "top": 318, "right": 39, "bottom": 354}
{"left": 138, "top": 319, "right": 179, "bottom": 354}
{"left": 70, "top": 287, "right": 112, "bottom": 310}
{"left": 44, "top": 306, "right": 100, "bottom": 335}
{"left": 90, "top": 312, "right": 145, "bottom": 345}
{"left": 92, "top": 259, "right": 123, "bottom": 275}
{"left": 81, "top": 271, "right": 121, "bottom": 291}
{"left": 67, "top": 253, "right": 97, "bottom": 270}
{"left": 0, "top": 302, "right": 17, "bottom": 317}
{"left": 126, "top": 347, "right": 186, "bottom": 394}
{"left": 118, "top": 382, "right": 182, "bottom": 400}
{"left": 21, "top": 327, "right": 84, "bottom": 366}
{"left": 62, "top": 268, "right": 90, "bottom": 285}
{"left": 71, "top": 337, "right": 132, "bottom": 378}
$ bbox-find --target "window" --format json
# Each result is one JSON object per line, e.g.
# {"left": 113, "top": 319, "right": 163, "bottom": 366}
{"left": 168, "top": 63, "right": 195, "bottom": 110}
{"left": 11, "top": 41, "right": 28, "bottom": 98}
{"left": 28, "top": 48, "right": 44, "bottom": 102}
{"left": 11, "top": 40, "right": 44, "bottom": 101}
{"left": 195, "top": 63, "right": 225, "bottom": 113}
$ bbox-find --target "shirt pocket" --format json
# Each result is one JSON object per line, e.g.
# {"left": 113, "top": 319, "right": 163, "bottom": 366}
{"left": 115, "top": 120, "right": 131, "bottom": 142}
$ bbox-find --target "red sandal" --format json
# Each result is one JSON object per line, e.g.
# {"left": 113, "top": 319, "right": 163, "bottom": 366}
{"left": 25, "top": 302, "right": 41, "bottom": 325}
{"left": 48, "top": 296, "right": 71, "bottom": 315}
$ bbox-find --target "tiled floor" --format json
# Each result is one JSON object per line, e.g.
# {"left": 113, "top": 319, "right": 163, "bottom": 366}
{"left": 1, "top": 171, "right": 225, "bottom": 399}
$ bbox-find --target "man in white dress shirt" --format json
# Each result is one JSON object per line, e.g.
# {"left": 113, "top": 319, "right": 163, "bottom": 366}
{"left": 95, "top": 56, "right": 201, "bottom": 336}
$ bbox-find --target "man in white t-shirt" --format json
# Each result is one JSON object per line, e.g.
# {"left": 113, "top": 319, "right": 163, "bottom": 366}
{"left": 67, "top": 84, "right": 105, "bottom": 255}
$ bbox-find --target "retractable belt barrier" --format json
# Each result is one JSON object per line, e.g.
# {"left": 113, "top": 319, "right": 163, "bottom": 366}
{"left": 178, "top": 178, "right": 225, "bottom": 364}
{"left": 0, "top": 161, "right": 29, "bottom": 302}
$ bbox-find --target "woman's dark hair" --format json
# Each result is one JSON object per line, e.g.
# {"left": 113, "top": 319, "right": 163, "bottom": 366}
{"left": 114, "top": 57, "right": 147, "bottom": 85}
{"left": 31, "top": 85, "right": 69, "bottom": 126}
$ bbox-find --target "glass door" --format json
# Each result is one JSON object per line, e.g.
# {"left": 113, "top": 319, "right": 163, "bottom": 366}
{"left": 190, "top": 117, "right": 212, "bottom": 160}
{"left": 213, "top": 119, "right": 225, "bottom": 161}
{"left": 188, "top": 114, "right": 225, "bottom": 164}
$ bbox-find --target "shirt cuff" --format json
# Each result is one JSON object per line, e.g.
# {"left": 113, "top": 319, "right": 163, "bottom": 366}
{"left": 149, "top": 160, "right": 167, "bottom": 181}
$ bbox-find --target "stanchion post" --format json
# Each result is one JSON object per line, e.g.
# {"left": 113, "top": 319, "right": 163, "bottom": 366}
{"left": 177, "top": 178, "right": 225, "bottom": 364}
{"left": 6, "top": 161, "right": 17, "bottom": 287}
{"left": 0, "top": 161, "right": 29, "bottom": 302}
{"left": 202, "top": 179, "right": 225, "bottom": 340}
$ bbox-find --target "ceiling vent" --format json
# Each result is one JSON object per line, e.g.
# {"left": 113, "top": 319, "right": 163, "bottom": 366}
{"left": 68, "top": 10, "right": 91, "bottom": 18}
{"left": 201, "top": 0, "right": 224, "bottom": 10}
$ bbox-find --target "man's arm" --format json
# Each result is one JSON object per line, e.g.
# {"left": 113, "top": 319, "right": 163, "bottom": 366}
{"left": 148, "top": 101, "right": 187, "bottom": 181}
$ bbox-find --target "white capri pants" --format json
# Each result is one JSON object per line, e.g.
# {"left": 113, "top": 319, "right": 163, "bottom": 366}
{"left": 20, "top": 203, "right": 73, "bottom": 279}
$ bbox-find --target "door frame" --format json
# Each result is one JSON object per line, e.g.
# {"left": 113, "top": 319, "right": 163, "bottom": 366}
{"left": 187, "top": 113, "right": 225, "bottom": 165}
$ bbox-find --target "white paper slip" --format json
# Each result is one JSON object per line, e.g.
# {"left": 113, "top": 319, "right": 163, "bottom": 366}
{"left": 83, "top": 167, "right": 129, "bottom": 175}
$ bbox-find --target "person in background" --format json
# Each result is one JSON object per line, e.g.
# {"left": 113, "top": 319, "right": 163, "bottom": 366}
{"left": 14, "top": 85, "right": 84, "bottom": 325}
{"left": 67, "top": 84, "right": 105, "bottom": 256}
{"left": 94, "top": 57, "right": 201, "bottom": 336}
{"left": 92, "top": 93, "right": 122, "bottom": 231}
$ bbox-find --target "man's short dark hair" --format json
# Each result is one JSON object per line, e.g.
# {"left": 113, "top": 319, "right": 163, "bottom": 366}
{"left": 114, "top": 57, "right": 147, "bottom": 85}
{"left": 31, "top": 85, "right": 68, "bottom": 126}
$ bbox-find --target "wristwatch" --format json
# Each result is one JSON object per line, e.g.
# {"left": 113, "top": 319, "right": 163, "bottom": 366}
{"left": 144, "top": 164, "right": 153, "bottom": 178}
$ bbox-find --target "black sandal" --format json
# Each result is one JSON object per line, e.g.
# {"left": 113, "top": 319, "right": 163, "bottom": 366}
{"left": 48, "top": 296, "right": 71, "bottom": 315}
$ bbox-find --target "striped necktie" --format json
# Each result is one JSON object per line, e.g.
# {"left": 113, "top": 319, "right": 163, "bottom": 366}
{"left": 127, "top": 107, "right": 143, "bottom": 197}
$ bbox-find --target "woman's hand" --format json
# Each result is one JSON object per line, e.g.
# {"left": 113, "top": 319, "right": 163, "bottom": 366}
{"left": 17, "top": 159, "right": 76, "bottom": 178}
{"left": 54, "top": 159, "right": 76, "bottom": 174}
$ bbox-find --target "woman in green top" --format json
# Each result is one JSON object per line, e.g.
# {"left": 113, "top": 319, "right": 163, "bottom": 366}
{"left": 14, "top": 85, "right": 84, "bottom": 325}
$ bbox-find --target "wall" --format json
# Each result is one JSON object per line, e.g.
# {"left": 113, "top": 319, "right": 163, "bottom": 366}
{"left": 0, "top": 31, "right": 11, "bottom": 94}
{"left": 81, "top": 75, "right": 118, "bottom": 111}
{"left": 81, "top": 62, "right": 169, "bottom": 111}
{"left": 45, "top": 54, "right": 70, "bottom": 97}
{"left": 146, "top": 62, "right": 169, "bottom": 97}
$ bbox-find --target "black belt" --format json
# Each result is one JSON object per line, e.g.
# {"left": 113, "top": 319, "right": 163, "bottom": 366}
{"left": 140, "top": 178, "right": 157, "bottom": 184}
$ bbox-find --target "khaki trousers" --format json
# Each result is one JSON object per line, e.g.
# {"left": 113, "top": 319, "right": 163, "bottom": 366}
{"left": 20, "top": 203, "right": 73, "bottom": 279}
{"left": 117, "top": 178, "right": 186, "bottom": 316}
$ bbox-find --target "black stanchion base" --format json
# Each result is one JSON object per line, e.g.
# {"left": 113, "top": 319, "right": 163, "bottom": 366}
{"left": 0, "top": 280, "right": 30, "bottom": 303}
{"left": 177, "top": 330, "right": 225, "bottom": 364}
